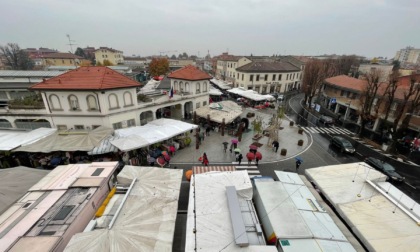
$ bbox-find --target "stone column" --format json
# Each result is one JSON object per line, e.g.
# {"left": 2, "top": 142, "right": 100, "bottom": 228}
{"left": 334, "top": 104, "right": 340, "bottom": 114}
{"left": 221, "top": 118, "right": 225, "bottom": 136}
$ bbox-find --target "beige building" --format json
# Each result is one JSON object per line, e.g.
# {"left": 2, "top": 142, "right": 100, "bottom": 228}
{"left": 94, "top": 47, "right": 123, "bottom": 65}
{"left": 394, "top": 46, "right": 420, "bottom": 65}
{"left": 169, "top": 59, "right": 196, "bottom": 70}
{"left": 235, "top": 61, "right": 301, "bottom": 94}
{"left": 41, "top": 53, "right": 86, "bottom": 67}
{"left": 358, "top": 63, "right": 394, "bottom": 82}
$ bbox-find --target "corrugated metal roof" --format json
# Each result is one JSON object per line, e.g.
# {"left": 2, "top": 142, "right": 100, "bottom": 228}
{"left": 0, "top": 70, "right": 64, "bottom": 77}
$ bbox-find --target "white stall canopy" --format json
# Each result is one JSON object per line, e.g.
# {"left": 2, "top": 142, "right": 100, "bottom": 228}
{"left": 110, "top": 118, "right": 198, "bottom": 151}
{"left": 195, "top": 100, "right": 243, "bottom": 124}
{"left": 227, "top": 88, "right": 275, "bottom": 101}
{"left": 0, "top": 128, "right": 56, "bottom": 151}
{"left": 13, "top": 126, "right": 113, "bottom": 153}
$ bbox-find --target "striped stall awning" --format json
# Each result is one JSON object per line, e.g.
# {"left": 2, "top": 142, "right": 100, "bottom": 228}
{"left": 193, "top": 166, "right": 236, "bottom": 175}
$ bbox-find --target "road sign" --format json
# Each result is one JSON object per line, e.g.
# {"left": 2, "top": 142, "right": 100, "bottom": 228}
{"left": 330, "top": 98, "right": 336, "bottom": 104}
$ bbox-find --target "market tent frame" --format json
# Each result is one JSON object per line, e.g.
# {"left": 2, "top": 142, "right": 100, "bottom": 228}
{"left": 13, "top": 126, "right": 113, "bottom": 153}
{"left": 64, "top": 166, "right": 183, "bottom": 252}
{"left": 110, "top": 118, "right": 198, "bottom": 152}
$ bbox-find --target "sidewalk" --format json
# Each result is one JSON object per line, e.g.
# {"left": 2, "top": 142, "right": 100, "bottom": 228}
{"left": 171, "top": 108, "right": 310, "bottom": 165}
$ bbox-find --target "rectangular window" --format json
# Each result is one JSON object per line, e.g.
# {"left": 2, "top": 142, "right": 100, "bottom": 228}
{"left": 256, "top": 75, "right": 260, "bottom": 81}
{"left": 127, "top": 119, "right": 135, "bottom": 127}
{"left": 57, "top": 125, "right": 67, "bottom": 130}
{"left": 250, "top": 75, "right": 254, "bottom": 81}
{"left": 242, "top": 74, "right": 244, "bottom": 81}
{"left": 196, "top": 102, "right": 200, "bottom": 109}
{"left": 203, "top": 101, "right": 207, "bottom": 106}
{"left": 237, "top": 73, "right": 239, "bottom": 79}
{"left": 264, "top": 75, "right": 268, "bottom": 81}
{"left": 92, "top": 125, "right": 101, "bottom": 129}
{"left": 75, "top": 125, "right": 84, "bottom": 130}
{"left": 272, "top": 74, "right": 276, "bottom": 81}
{"left": 112, "top": 122, "right": 122, "bottom": 129}
{"left": 340, "top": 90, "right": 345, "bottom": 96}
{"left": 279, "top": 74, "right": 282, "bottom": 81}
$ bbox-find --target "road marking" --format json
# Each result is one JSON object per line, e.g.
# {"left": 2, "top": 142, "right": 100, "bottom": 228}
{"left": 404, "top": 181, "right": 417, "bottom": 189}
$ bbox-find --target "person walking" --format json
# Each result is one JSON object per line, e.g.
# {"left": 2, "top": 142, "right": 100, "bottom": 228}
{"left": 222, "top": 141, "right": 229, "bottom": 153}
{"left": 272, "top": 140, "right": 279, "bottom": 152}
{"left": 169, "top": 145, "right": 176, "bottom": 156}
{"left": 237, "top": 153, "right": 243, "bottom": 165}
{"left": 296, "top": 159, "right": 302, "bottom": 170}
{"left": 206, "top": 126, "right": 211, "bottom": 136}
{"left": 202, "top": 152, "right": 209, "bottom": 166}
{"left": 255, "top": 152, "right": 262, "bottom": 166}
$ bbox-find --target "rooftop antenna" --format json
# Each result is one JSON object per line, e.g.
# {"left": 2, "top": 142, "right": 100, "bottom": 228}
{"left": 66, "top": 34, "right": 77, "bottom": 54}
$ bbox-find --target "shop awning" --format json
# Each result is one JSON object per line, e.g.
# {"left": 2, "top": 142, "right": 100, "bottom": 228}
{"left": 110, "top": 119, "right": 198, "bottom": 151}
{"left": 13, "top": 126, "right": 114, "bottom": 153}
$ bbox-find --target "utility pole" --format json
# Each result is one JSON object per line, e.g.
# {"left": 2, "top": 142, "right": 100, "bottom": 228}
{"left": 66, "top": 34, "right": 77, "bottom": 54}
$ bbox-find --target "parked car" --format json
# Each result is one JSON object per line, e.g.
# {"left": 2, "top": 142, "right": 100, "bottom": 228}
{"left": 277, "top": 95, "right": 284, "bottom": 102}
{"left": 365, "top": 157, "right": 405, "bottom": 183}
{"left": 318, "top": 115, "right": 334, "bottom": 126}
{"left": 269, "top": 93, "right": 279, "bottom": 99}
{"left": 330, "top": 136, "right": 355, "bottom": 154}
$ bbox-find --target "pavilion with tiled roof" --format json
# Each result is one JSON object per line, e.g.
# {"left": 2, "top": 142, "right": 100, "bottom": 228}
{"left": 167, "top": 65, "right": 212, "bottom": 81}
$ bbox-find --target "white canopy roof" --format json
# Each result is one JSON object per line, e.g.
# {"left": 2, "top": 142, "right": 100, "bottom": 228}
{"left": 13, "top": 126, "right": 113, "bottom": 153}
{"left": 185, "top": 170, "right": 277, "bottom": 252}
{"left": 305, "top": 162, "right": 420, "bottom": 252}
{"left": 0, "top": 128, "right": 56, "bottom": 151}
{"left": 195, "top": 100, "right": 243, "bottom": 124}
{"left": 209, "top": 87, "right": 223, "bottom": 96}
{"left": 110, "top": 119, "right": 198, "bottom": 151}
{"left": 227, "top": 88, "right": 275, "bottom": 101}
{"left": 210, "top": 78, "right": 232, "bottom": 90}
{"left": 65, "top": 166, "right": 183, "bottom": 252}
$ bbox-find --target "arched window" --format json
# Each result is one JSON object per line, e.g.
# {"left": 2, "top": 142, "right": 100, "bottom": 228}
{"left": 86, "top": 95, "right": 98, "bottom": 110}
{"left": 108, "top": 93, "right": 119, "bottom": 109}
{"left": 123, "top": 91, "right": 133, "bottom": 106}
{"left": 185, "top": 82, "right": 190, "bottom": 93}
{"left": 203, "top": 81, "right": 208, "bottom": 92}
{"left": 68, "top": 95, "right": 79, "bottom": 110}
{"left": 196, "top": 82, "right": 201, "bottom": 93}
{"left": 49, "top": 94, "right": 62, "bottom": 110}
{"left": 174, "top": 81, "right": 179, "bottom": 92}
{"left": 179, "top": 81, "right": 184, "bottom": 92}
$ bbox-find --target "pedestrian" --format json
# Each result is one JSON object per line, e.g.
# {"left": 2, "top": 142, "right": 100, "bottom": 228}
{"left": 296, "top": 159, "right": 302, "bottom": 170}
{"left": 200, "top": 131, "right": 205, "bottom": 142}
{"left": 272, "top": 140, "right": 279, "bottom": 152}
{"left": 222, "top": 141, "right": 229, "bottom": 153}
{"left": 169, "top": 145, "right": 176, "bottom": 156}
{"left": 255, "top": 152, "right": 262, "bottom": 166}
{"left": 237, "top": 153, "right": 243, "bottom": 165}
{"left": 206, "top": 126, "right": 211, "bottom": 136}
{"left": 202, "top": 152, "right": 209, "bottom": 166}
{"left": 147, "top": 154, "right": 155, "bottom": 166}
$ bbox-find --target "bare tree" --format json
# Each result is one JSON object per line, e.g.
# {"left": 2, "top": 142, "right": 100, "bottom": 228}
{"left": 302, "top": 59, "right": 336, "bottom": 106}
{"left": 358, "top": 69, "right": 382, "bottom": 137}
{"left": 0, "top": 43, "right": 34, "bottom": 70}
{"left": 335, "top": 55, "right": 360, "bottom": 75}
{"left": 388, "top": 74, "right": 420, "bottom": 153}
{"left": 381, "top": 70, "right": 400, "bottom": 125}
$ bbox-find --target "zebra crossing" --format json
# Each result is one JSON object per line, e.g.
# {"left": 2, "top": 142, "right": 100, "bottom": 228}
{"left": 231, "top": 162, "right": 261, "bottom": 178}
{"left": 301, "top": 126, "right": 354, "bottom": 135}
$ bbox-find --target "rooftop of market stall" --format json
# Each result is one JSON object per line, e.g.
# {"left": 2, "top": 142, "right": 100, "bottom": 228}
{"left": 195, "top": 100, "right": 243, "bottom": 125}
{"left": 227, "top": 88, "right": 275, "bottom": 102}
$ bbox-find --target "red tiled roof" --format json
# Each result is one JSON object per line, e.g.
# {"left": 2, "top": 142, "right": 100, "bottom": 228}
{"left": 40, "top": 53, "right": 83, "bottom": 59}
{"left": 325, "top": 75, "right": 367, "bottom": 91}
{"left": 30, "top": 66, "right": 140, "bottom": 90}
{"left": 168, "top": 65, "right": 212, "bottom": 81}
{"left": 95, "top": 47, "right": 122, "bottom": 53}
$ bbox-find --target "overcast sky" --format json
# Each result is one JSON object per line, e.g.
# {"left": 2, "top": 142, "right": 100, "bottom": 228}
{"left": 1, "top": 0, "right": 419, "bottom": 59}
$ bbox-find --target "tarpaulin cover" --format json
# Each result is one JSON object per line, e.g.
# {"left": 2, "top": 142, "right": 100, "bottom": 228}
{"left": 65, "top": 166, "right": 182, "bottom": 252}
{"left": 0, "top": 128, "right": 56, "bottom": 151}
{"left": 195, "top": 100, "right": 243, "bottom": 124}
{"left": 227, "top": 88, "right": 275, "bottom": 101}
{"left": 13, "top": 126, "right": 113, "bottom": 153}
{"left": 184, "top": 171, "right": 278, "bottom": 252}
{"left": 110, "top": 119, "right": 198, "bottom": 151}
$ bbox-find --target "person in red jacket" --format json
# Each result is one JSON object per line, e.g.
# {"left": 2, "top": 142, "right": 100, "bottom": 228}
{"left": 202, "top": 152, "right": 209, "bottom": 166}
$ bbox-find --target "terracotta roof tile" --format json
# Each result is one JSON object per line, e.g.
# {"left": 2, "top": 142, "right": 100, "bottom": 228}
{"left": 168, "top": 65, "right": 212, "bottom": 81}
{"left": 325, "top": 75, "right": 367, "bottom": 91}
{"left": 29, "top": 66, "right": 140, "bottom": 90}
